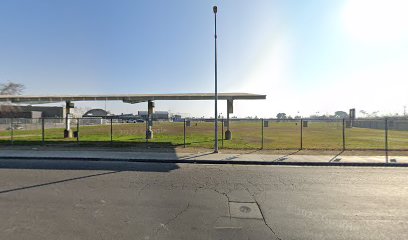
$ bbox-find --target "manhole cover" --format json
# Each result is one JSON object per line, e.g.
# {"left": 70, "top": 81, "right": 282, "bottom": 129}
{"left": 229, "top": 202, "right": 263, "bottom": 219}
{"left": 240, "top": 206, "right": 251, "bottom": 213}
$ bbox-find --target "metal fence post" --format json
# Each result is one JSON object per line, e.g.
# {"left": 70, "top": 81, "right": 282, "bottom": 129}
{"left": 183, "top": 119, "right": 186, "bottom": 148}
{"left": 77, "top": 118, "right": 80, "bottom": 143}
{"left": 261, "top": 118, "right": 264, "bottom": 149}
{"left": 110, "top": 118, "right": 113, "bottom": 144}
{"left": 385, "top": 118, "right": 388, "bottom": 163}
{"left": 342, "top": 118, "right": 345, "bottom": 151}
{"left": 41, "top": 117, "right": 45, "bottom": 145}
{"left": 300, "top": 119, "right": 303, "bottom": 150}
{"left": 10, "top": 118, "right": 14, "bottom": 145}
{"left": 221, "top": 117, "right": 224, "bottom": 148}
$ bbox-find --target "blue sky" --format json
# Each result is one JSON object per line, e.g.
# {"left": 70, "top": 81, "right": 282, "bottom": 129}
{"left": 0, "top": 0, "right": 407, "bottom": 117}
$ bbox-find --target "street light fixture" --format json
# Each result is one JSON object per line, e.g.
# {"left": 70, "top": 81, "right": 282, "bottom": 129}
{"left": 213, "top": 5, "right": 218, "bottom": 153}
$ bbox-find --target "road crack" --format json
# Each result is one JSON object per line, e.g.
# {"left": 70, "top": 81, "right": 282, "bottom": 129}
{"left": 244, "top": 188, "right": 283, "bottom": 240}
{"left": 166, "top": 203, "right": 190, "bottom": 226}
{"left": 254, "top": 200, "right": 282, "bottom": 240}
{"left": 154, "top": 203, "right": 191, "bottom": 237}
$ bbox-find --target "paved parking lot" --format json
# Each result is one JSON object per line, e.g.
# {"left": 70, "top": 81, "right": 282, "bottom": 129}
{"left": 1, "top": 159, "right": 407, "bottom": 239}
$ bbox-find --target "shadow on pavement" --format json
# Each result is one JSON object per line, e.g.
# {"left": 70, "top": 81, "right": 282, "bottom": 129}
{"left": 0, "top": 158, "right": 180, "bottom": 194}
{"left": 0, "top": 159, "right": 180, "bottom": 172}
{"left": 179, "top": 152, "right": 215, "bottom": 160}
{"left": 0, "top": 171, "right": 119, "bottom": 194}
{"left": 274, "top": 149, "right": 302, "bottom": 162}
{"left": 0, "top": 141, "right": 180, "bottom": 172}
{"left": 329, "top": 150, "right": 345, "bottom": 162}
{"left": 221, "top": 149, "right": 262, "bottom": 161}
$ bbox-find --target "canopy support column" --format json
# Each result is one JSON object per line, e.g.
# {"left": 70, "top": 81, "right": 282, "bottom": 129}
{"left": 225, "top": 99, "right": 233, "bottom": 140}
{"left": 146, "top": 100, "right": 154, "bottom": 139}
{"left": 64, "top": 101, "right": 74, "bottom": 138}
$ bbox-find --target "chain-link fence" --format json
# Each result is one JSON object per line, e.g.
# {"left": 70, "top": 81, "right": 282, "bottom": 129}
{"left": 0, "top": 117, "right": 407, "bottom": 153}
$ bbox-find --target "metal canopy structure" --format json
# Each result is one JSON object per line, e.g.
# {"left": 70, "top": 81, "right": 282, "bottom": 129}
{"left": 0, "top": 92, "right": 266, "bottom": 139}
{"left": 0, "top": 93, "right": 266, "bottom": 104}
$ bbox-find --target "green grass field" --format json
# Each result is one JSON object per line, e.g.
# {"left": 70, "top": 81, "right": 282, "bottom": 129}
{"left": 1, "top": 121, "right": 408, "bottom": 150}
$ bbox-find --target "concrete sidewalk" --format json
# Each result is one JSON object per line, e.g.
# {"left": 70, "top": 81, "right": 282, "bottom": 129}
{"left": 0, "top": 149, "right": 407, "bottom": 166}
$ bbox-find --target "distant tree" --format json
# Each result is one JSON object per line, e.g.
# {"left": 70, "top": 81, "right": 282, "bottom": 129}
{"left": 334, "top": 111, "right": 348, "bottom": 118}
{"left": 309, "top": 114, "right": 330, "bottom": 119}
{"left": 359, "top": 110, "right": 380, "bottom": 118}
{"left": 359, "top": 110, "right": 368, "bottom": 118}
{"left": 276, "top": 113, "right": 287, "bottom": 119}
{"left": 370, "top": 111, "right": 379, "bottom": 118}
{"left": 0, "top": 81, "right": 25, "bottom": 95}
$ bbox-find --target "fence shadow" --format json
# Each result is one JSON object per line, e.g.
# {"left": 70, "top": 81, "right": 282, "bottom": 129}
{"left": 329, "top": 150, "right": 345, "bottom": 162}
{"left": 274, "top": 149, "right": 302, "bottom": 162}
{"left": 218, "top": 149, "right": 262, "bottom": 161}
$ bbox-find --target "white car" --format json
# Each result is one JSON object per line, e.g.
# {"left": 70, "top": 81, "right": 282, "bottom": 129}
{"left": 6, "top": 125, "right": 24, "bottom": 130}
{"left": 126, "top": 119, "right": 145, "bottom": 123}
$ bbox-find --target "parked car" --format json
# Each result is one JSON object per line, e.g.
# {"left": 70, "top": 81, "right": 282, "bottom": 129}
{"left": 125, "top": 119, "right": 136, "bottom": 123}
{"left": 6, "top": 125, "right": 24, "bottom": 130}
{"left": 126, "top": 119, "right": 144, "bottom": 123}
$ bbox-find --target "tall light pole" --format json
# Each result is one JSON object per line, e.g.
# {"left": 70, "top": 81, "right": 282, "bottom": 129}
{"left": 213, "top": 5, "right": 218, "bottom": 153}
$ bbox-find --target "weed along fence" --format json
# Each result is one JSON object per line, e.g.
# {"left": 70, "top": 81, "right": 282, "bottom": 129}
{"left": 1, "top": 117, "right": 408, "bottom": 152}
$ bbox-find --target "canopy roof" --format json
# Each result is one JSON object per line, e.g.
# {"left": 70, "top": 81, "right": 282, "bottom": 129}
{"left": 0, "top": 93, "right": 266, "bottom": 104}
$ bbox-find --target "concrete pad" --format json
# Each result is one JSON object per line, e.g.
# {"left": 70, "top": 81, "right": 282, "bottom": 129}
{"left": 227, "top": 190, "right": 254, "bottom": 202}
{"left": 229, "top": 202, "right": 263, "bottom": 220}
{"left": 211, "top": 216, "right": 278, "bottom": 240}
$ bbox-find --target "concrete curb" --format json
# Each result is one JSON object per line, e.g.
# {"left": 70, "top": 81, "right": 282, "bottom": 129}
{"left": 0, "top": 156, "right": 406, "bottom": 167}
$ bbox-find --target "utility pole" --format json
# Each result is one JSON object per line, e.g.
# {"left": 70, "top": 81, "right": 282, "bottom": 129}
{"left": 213, "top": 5, "right": 219, "bottom": 153}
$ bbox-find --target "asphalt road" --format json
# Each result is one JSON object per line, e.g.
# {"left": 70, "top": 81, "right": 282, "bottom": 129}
{"left": 0, "top": 159, "right": 407, "bottom": 240}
